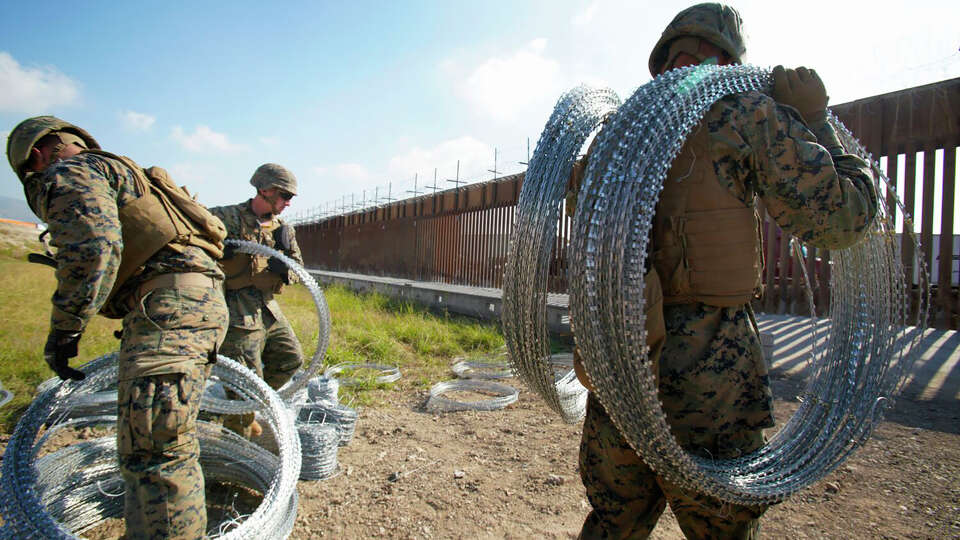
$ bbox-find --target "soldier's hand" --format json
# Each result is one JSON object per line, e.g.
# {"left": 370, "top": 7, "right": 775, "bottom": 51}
{"left": 772, "top": 65, "right": 829, "bottom": 124}
{"left": 43, "top": 329, "right": 86, "bottom": 381}
{"left": 273, "top": 224, "right": 294, "bottom": 252}
{"left": 267, "top": 256, "right": 291, "bottom": 284}
{"left": 222, "top": 242, "right": 236, "bottom": 260}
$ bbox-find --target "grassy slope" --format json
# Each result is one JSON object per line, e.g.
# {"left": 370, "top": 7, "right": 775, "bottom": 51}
{"left": 0, "top": 224, "right": 505, "bottom": 431}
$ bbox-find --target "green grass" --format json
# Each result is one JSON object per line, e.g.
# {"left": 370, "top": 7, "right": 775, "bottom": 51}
{"left": 279, "top": 284, "right": 505, "bottom": 406}
{"left": 0, "top": 226, "right": 507, "bottom": 430}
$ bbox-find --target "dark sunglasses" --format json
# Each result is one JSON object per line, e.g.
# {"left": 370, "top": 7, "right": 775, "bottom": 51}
{"left": 278, "top": 191, "right": 294, "bottom": 201}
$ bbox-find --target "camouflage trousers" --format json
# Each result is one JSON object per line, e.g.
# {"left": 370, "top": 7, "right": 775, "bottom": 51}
{"left": 117, "top": 283, "right": 227, "bottom": 540}
{"left": 577, "top": 296, "right": 772, "bottom": 539}
{"left": 579, "top": 394, "right": 767, "bottom": 539}
{"left": 220, "top": 307, "right": 302, "bottom": 438}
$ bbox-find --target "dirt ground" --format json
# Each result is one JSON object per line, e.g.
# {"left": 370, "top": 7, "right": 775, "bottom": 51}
{"left": 3, "top": 372, "right": 958, "bottom": 539}
{"left": 283, "top": 375, "right": 959, "bottom": 540}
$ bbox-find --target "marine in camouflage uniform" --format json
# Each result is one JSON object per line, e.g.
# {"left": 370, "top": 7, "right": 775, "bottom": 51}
{"left": 569, "top": 4, "right": 879, "bottom": 538}
{"left": 6, "top": 116, "right": 228, "bottom": 540}
{"left": 209, "top": 163, "right": 304, "bottom": 438}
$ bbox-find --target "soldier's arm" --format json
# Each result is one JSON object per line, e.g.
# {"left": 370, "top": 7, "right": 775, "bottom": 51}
{"left": 738, "top": 95, "right": 878, "bottom": 249}
{"left": 42, "top": 156, "right": 123, "bottom": 332}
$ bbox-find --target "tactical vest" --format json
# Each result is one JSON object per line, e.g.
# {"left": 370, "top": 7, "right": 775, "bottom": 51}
{"left": 219, "top": 209, "right": 286, "bottom": 294}
{"left": 650, "top": 123, "right": 763, "bottom": 307}
{"left": 82, "top": 150, "right": 227, "bottom": 304}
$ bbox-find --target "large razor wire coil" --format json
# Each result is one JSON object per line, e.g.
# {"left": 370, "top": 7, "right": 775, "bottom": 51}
{"left": 1, "top": 352, "right": 302, "bottom": 539}
{"left": 505, "top": 65, "right": 929, "bottom": 505}
{"left": 502, "top": 84, "right": 622, "bottom": 424}
{"left": 211, "top": 239, "right": 332, "bottom": 409}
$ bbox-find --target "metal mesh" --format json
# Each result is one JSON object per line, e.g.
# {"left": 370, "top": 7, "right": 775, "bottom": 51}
{"left": 504, "top": 65, "right": 929, "bottom": 505}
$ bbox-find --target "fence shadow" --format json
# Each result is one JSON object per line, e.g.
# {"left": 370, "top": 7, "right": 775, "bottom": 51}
{"left": 758, "top": 313, "right": 960, "bottom": 435}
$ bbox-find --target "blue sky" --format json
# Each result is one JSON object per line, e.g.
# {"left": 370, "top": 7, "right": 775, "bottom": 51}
{"left": 1, "top": 0, "right": 957, "bottom": 225}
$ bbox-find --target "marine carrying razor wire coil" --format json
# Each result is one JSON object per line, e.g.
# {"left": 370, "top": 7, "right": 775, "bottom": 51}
{"left": 0, "top": 353, "right": 302, "bottom": 539}
{"left": 503, "top": 65, "right": 928, "bottom": 505}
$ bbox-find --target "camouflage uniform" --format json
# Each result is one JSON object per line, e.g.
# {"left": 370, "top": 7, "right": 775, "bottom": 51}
{"left": 9, "top": 118, "right": 227, "bottom": 539}
{"left": 209, "top": 199, "right": 304, "bottom": 437}
{"left": 576, "top": 5, "right": 879, "bottom": 539}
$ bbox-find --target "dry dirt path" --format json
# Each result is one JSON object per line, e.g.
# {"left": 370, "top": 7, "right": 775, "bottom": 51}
{"left": 289, "top": 376, "right": 959, "bottom": 539}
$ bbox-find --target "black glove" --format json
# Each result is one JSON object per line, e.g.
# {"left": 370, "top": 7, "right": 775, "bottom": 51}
{"left": 222, "top": 242, "right": 236, "bottom": 260}
{"left": 272, "top": 224, "right": 294, "bottom": 252}
{"left": 267, "top": 256, "right": 291, "bottom": 284}
{"left": 43, "top": 329, "right": 86, "bottom": 381}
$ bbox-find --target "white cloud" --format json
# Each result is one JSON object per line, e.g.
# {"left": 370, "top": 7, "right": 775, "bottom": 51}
{"left": 120, "top": 110, "right": 155, "bottom": 131}
{"left": 0, "top": 52, "right": 79, "bottom": 113}
{"left": 167, "top": 162, "right": 205, "bottom": 185}
{"left": 388, "top": 136, "right": 493, "bottom": 183}
{"left": 572, "top": 2, "right": 599, "bottom": 26}
{"left": 333, "top": 163, "right": 373, "bottom": 182}
{"left": 459, "top": 39, "right": 564, "bottom": 122}
{"left": 171, "top": 125, "right": 246, "bottom": 153}
{"left": 309, "top": 162, "right": 376, "bottom": 194}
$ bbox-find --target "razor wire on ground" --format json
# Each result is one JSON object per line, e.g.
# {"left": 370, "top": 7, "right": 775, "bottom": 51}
{"left": 503, "top": 65, "right": 929, "bottom": 505}
{"left": 425, "top": 379, "right": 519, "bottom": 412}
{"left": 324, "top": 362, "right": 401, "bottom": 385}
{"left": 451, "top": 347, "right": 513, "bottom": 380}
{"left": 0, "top": 353, "right": 301, "bottom": 539}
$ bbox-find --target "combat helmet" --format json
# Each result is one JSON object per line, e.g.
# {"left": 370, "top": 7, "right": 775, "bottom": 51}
{"left": 648, "top": 3, "right": 746, "bottom": 76}
{"left": 250, "top": 163, "right": 298, "bottom": 196}
{"left": 6, "top": 116, "right": 100, "bottom": 180}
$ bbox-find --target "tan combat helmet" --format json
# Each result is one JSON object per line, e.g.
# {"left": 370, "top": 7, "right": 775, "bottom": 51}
{"left": 648, "top": 3, "right": 746, "bottom": 77}
{"left": 250, "top": 163, "right": 298, "bottom": 195}
{"left": 6, "top": 116, "right": 100, "bottom": 181}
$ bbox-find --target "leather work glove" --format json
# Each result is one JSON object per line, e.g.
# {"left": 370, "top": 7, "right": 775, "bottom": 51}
{"left": 43, "top": 329, "right": 86, "bottom": 381}
{"left": 267, "top": 256, "right": 291, "bottom": 284}
{"left": 273, "top": 224, "right": 294, "bottom": 252}
{"left": 772, "top": 65, "right": 828, "bottom": 125}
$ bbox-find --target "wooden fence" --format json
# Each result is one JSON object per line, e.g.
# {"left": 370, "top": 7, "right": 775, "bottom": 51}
{"left": 296, "top": 78, "right": 960, "bottom": 329}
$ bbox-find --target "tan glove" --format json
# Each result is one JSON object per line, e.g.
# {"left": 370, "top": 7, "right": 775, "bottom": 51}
{"left": 772, "top": 65, "right": 828, "bottom": 124}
